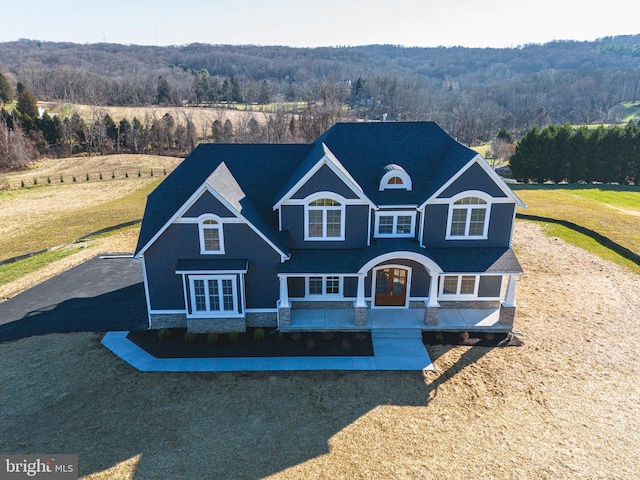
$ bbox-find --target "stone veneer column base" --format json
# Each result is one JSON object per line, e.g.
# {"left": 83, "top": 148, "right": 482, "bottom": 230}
{"left": 499, "top": 304, "right": 516, "bottom": 326}
{"left": 354, "top": 307, "right": 367, "bottom": 326}
{"left": 425, "top": 307, "right": 439, "bottom": 326}
{"left": 278, "top": 307, "right": 291, "bottom": 327}
{"left": 149, "top": 313, "right": 187, "bottom": 329}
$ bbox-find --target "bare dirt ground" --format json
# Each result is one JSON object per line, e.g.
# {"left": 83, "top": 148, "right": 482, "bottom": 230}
{"left": 0, "top": 221, "right": 639, "bottom": 479}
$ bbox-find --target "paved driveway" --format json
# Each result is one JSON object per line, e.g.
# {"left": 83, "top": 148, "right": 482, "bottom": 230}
{"left": 0, "top": 257, "right": 148, "bottom": 342}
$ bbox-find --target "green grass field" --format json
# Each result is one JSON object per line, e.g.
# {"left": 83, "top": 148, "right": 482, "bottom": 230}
{"left": 512, "top": 184, "right": 640, "bottom": 274}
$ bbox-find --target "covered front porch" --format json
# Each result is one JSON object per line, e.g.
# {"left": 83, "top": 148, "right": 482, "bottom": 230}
{"left": 278, "top": 306, "right": 512, "bottom": 332}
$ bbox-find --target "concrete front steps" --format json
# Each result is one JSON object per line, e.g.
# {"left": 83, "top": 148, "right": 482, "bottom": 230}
{"left": 370, "top": 328, "right": 434, "bottom": 371}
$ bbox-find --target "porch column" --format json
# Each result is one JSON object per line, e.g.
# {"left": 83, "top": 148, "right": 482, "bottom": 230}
{"left": 425, "top": 271, "right": 440, "bottom": 326}
{"left": 278, "top": 275, "right": 290, "bottom": 308}
{"left": 499, "top": 275, "right": 519, "bottom": 327}
{"left": 355, "top": 274, "right": 366, "bottom": 308}
{"left": 503, "top": 275, "right": 517, "bottom": 307}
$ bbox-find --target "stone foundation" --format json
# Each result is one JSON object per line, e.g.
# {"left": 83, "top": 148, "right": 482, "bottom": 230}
{"left": 425, "top": 307, "right": 439, "bottom": 326}
{"left": 149, "top": 313, "right": 186, "bottom": 329}
{"left": 499, "top": 304, "right": 516, "bottom": 326}
{"left": 291, "top": 301, "right": 353, "bottom": 309}
{"left": 278, "top": 307, "right": 291, "bottom": 327}
{"left": 354, "top": 307, "right": 367, "bottom": 326}
{"left": 187, "top": 317, "right": 245, "bottom": 333}
{"left": 439, "top": 300, "right": 501, "bottom": 309}
{"left": 246, "top": 312, "right": 277, "bottom": 327}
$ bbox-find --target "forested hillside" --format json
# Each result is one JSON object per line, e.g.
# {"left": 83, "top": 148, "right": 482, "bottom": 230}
{"left": 1, "top": 35, "right": 640, "bottom": 146}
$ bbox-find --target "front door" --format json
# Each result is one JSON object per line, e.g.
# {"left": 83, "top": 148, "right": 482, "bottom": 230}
{"left": 375, "top": 268, "right": 408, "bottom": 306}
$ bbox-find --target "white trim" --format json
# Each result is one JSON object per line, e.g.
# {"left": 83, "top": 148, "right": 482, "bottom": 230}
{"left": 246, "top": 308, "right": 278, "bottom": 313}
{"left": 273, "top": 146, "right": 374, "bottom": 210}
{"left": 371, "top": 264, "right": 412, "bottom": 308}
{"left": 149, "top": 309, "right": 187, "bottom": 314}
{"left": 306, "top": 275, "right": 344, "bottom": 298}
{"left": 303, "top": 192, "right": 346, "bottom": 241}
{"left": 181, "top": 273, "right": 189, "bottom": 316}
{"left": 379, "top": 168, "right": 412, "bottom": 191}
{"left": 418, "top": 207, "right": 425, "bottom": 247}
{"left": 136, "top": 182, "right": 288, "bottom": 259}
{"left": 374, "top": 211, "right": 417, "bottom": 238}
{"left": 197, "top": 214, "right": 225, "bottom": 255}
{"left": 141, "top": 255, "right": 152, "bottom": 329}
{"left": 444, "top": 191, "right": 492, "bottom": 240}
{"left": 174, "top": 217, "right": 242, "bottom": 224}
{"left": 438, "top": 274, "right": 480, "bottom": 300}
{"left": 421, "top": 155, "right": 526, "bottom": 209}
{"left": 358, "top": 251, "right": 443, "bottom": 276}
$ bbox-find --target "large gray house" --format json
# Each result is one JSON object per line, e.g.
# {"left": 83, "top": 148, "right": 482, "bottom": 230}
{"left": 134, "top": 121, "right": 525, "bottom": 333}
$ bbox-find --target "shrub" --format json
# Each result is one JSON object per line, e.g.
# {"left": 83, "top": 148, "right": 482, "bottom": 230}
{"left": 111, "top": 172, "right": 115, "bottom": 179}
{"left": 228, "top": 331, "right": 240, "bottom": 344}
{"left": 163, "top": 168, "right": 167, "bottom": 175}
{"left": 322, "top": 332, "right": 334, "bottom": 341}
{"left": 72, "top": 176, "right": 76, "bottom": 182}
{"left": 458, "top": 331, "right": 470, "bottom": 342}
{"left": 137, "top": 170, "right": 141, "bottom": 177}
{"left": 291, "top": 332, "right": 302, "bottom": 342}
{"left": 33, "top": 178, "right": 37, "bottom": 185}
{"left": 125, "top": 171, "right": 128, "bottom": 178}
{"left": 306, "top": 338, "right": 316, "bottom": 349}
{"left": 157, "top": 328, "right": 171, "bottom": 341}
{"left": 47, "top": 177, "right": 51, "bottom": 184}
{"left": 484, "top": 333, "right": 495, "bottom": 342}
{"left": 355, "top": 332, "right": 367, "bottom": 341}
{"left": 20, "top": 180, "right": 25, "bottom": 188}
{"left": 435, "top": 332, "right": 444, "bottom": 341}
{"left": 277, "top": 332, "right": 284, "bottom": 342}
{"left": 253, "top": 328, "right": 266, "bottom": 341}
{"left": 150, "top": 169, "right": 154, "bottom": 177}
{"left": 207, "top": 332, "right": 219, "bottom": 345}
{"left": 342, "top": 339, "right": 351, "bottom": 350}
{"left": 86, "top": 173, "right": 89, "bottom": 181}
{"left": 99, "top": 173, "right": 103, "bottom": 180}
{"left": 184, "top": 331, "right": 197, "bottom": 344}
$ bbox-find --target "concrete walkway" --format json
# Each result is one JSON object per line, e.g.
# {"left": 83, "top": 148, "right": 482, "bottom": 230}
{"left": 101, "top": 330, "right": 434, "bottom": 372}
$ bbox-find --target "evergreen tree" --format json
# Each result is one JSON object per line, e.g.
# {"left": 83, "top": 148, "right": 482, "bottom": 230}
{"left": 15, "top": 82, "right": 39, "bottom": 131}
{"left": 0, "top": 72, "right": 13, "bottom": 106}
{"left": 258, "top": 80, "right": 272, "bottom": 105}
{"left": 156, "top": 76, "right": 172, "bottom": 105}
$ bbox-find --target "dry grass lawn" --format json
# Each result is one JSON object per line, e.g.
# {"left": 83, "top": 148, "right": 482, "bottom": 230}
{"left": 1, "top": 222, "right": 638, "bottom": 479}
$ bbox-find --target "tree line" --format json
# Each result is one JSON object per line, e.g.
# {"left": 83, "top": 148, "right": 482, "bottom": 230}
{"left": 2, "top": 36, "right": 640, "bottom": 144}
{"left": 509, "top": 122, "right": 640, "bottom": 184}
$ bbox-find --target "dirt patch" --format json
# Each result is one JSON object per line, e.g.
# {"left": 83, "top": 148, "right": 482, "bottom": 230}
{"left": 1, "top": 222, "right": 639, "bottom": 479}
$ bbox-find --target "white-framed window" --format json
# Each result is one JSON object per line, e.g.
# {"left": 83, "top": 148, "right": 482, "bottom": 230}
{"left": 304, "top": 194, "right": 345, "bottom": 241}
{"left": 374, "top": 211, "right": 416, "bottom": 237}
{"left": 189, "top": 275, "right": 239, "bottom": 316}
{"left": 306, "top": 275, "right": 343, "bottom": 297}
{"left": 439, "top": 275, "right": 478, "bottom": 298}
{"left": 198, "top": 215, "right": 225, "bottom": 254}
{"left": 379, "top": 166, "right": 412, "bottom": 191}
{"left": 446, "top": 193, "right": 491, "bottom": 239}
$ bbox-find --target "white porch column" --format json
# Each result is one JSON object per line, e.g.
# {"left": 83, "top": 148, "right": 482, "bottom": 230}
{"left": 279, "top": 275, "right": 290, "bottom": 308}
{"left": 503, "top": 275, "right": 518, "bottom": 307}
{"left": 355, "top": 274, "right": 366, "bottom": 308}
{"left": 428, "top": 272, "right": 440, "bottom": 307}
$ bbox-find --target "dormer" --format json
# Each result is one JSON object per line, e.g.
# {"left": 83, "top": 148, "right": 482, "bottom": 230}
{"left": 379, "top": 164, "right": 412, "bottom": 191}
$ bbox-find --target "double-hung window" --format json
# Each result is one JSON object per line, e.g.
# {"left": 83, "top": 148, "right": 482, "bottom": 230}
{"left": 440, "top": 275, "right": 478, "bottom": 297}
{"left": 375, "top": 211, "right": 416, "bottom": 237}
{"left": 189, "top": 276, "right": 238, "bottom": 315}
{"left": 307, "top": 276, "right": 342, "bottom": 297}
{"left": 198, "top": 216, "right": 225, "bottom": 254}
{"left": 305, "top": 196, "right": 345, "bottom": 240}
{"left": 447, "top": 196, "right": 490, "bottom": 239}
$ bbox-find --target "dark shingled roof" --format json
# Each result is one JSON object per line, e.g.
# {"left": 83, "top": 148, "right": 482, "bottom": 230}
{"left": 279, "top": 239, "right": 522, "bottom": 275}
{"left": 136, "top": 122, "right": 481, "bottom": 257}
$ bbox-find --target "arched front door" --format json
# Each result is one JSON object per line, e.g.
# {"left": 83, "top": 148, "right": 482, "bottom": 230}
{"left": 374, "top": 267, "right": 408, "bottom": 307}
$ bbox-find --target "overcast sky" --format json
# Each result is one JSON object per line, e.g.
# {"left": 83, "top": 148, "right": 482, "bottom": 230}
{"left": 2, "top": 0, "right": 638, "bottom": 48}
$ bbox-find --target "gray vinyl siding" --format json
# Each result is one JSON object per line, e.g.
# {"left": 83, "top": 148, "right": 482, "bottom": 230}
{"left": 281, "top": 204, "right": 370, "bottom": 249}
{"left": 288, "top": 277, "right": 305, "bottom": 298}
{"left": 437, "top": 162, "right": 507, "bottom": 199}
{"left": 144, "top": 222, "right": 281, "bottom": 311}
{"left": 478, "top": 276, "right": 502, "bottom": 298}
{"left": 291, "top": 164, "right": 359, "bottom": 199}
{"left": 422, "top": 203, "right": 515, "bottom": 248}
{"left": 183, "top": 190, "right": 235, "bottom": 218}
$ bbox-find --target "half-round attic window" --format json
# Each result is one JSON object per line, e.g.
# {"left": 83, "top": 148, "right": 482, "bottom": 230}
{"left": 380, "top": 164, "right": 412, "bottom": 191}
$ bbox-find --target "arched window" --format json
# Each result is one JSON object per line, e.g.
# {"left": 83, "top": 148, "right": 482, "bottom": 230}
{"left": 380, "top": 164, "right": 412, "bottom": 191}
{"left": 446, "top": 193, "right": 491, "bottom": 239}
{"left": 198, "top": 215, "right": 225, "bottom": 253}
{"left": 304, "top": 194, "right": 345, "bottom": 240}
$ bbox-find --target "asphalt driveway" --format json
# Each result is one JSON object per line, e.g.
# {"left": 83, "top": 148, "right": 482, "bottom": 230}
{"left": 0, "top": 256, "right": 148, "bottom": 342}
